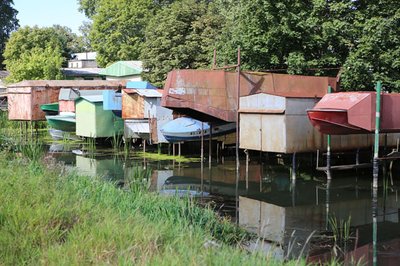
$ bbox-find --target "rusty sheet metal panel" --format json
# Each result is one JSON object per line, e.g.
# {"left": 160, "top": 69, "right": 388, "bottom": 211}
{"left": 240, "top": 113, "right": 262, "bottom": 150}
{"left": 163, "top": 69, "right": 337, "bottom": 123}
{"left": 59, "top": 100, "right": 75, "bottom": 113}
{"left": 240, "top": 113, "right": 286, "bottom": 153}
{"left": 32, "top": 87, "right": 60, "bottom": 120}
{"left": 162, "top": 69, "right": 233, "bottom": 122}
{"left": 7, "top": 80, "right": 127, "bottom": 121}
{"left": 239, "top": 93, "right": 286, "bottom": 113}
{"left": 7, "top": 87, "right": 32, "bottom": 120}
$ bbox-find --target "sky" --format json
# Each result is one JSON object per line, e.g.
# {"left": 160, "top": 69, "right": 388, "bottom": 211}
{"left": 13, "top": 0, "right": 88, "bottom": 34}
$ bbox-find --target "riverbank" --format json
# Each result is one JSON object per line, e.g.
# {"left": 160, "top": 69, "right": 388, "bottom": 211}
{"left": 0, "top": 150, "right": 291, "bottom": 265}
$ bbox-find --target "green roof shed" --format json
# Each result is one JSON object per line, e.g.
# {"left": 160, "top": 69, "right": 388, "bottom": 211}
{"left": 76, "top": 95, "right": 123, "bottom": 138}
{"left": 99, "top": 61, "right": 142, "bottom": 78}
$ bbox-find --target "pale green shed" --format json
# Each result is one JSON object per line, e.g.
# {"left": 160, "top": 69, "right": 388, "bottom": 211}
{"left": 76, "top": 95, "right": 124, "bottom": 138}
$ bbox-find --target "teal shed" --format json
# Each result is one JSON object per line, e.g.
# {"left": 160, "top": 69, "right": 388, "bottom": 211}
{"left": 76, "top": 95, "right": 124, "bottom": 138}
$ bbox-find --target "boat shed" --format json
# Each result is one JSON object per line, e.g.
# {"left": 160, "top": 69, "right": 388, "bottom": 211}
{"left": 75, "top": 95, "right": 124, "bottom": 138}
{"left": 122, "top": 83, "right": 172, "bottom": 143}
{"left": 239, "top": 93, "right": 400, "bottom": 153}
{"left": 162, "top": 69, "right": 337, "bottom": 123}
{"left": 7, "top": 80, "right": 126, "bottom": 121}
{"left": 99, "top": 61, "right": 142, "bottom": 81}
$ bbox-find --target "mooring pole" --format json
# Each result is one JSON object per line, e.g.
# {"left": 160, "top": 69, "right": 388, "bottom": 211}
{"left": 291, "top": 152, "right": 297, "bottom": 180}
{"left": 326, "top": 86, "right": 332, "bottom": 180}
{"left": 372, "top": 81, "right": 382, "bottom": 266}
{"left": 235, "top": 47, "right": 241, "bottom": 224}
{"left": 245, "top": 149, "right": 249, "bottom": 191}
{"left": 201, "top": 122, "right": 204, "bottom": 198}
{"left": 209, "top": 123, "right": 212, "bottom": 169}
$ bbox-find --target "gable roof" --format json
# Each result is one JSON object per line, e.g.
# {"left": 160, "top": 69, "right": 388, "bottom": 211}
{"left": 99, "top": 61, "right": 142, "bottom": 77}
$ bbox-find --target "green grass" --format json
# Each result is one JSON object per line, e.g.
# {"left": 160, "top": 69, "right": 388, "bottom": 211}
{"left": 0, "top": 151, "right": 289, "bottom": 265}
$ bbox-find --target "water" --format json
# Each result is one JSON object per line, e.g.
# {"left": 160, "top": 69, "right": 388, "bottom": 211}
{"left": 47, "top": 142, "right": 400, "bottom": 264}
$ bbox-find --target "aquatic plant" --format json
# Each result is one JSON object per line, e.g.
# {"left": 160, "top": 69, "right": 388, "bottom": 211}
{"left": 16, "top": 140, "right": 44, "bottom": 163}
{"left": 111, "top": 133, "right": 124, "bottom": 151}
{"left": 329, "top": 215, "right": 353, "bottom": 258}
{"left": 135, "top": 151, "right": 201, "bottom": 163}
{"left": 0, "top": 151, "right": 279, "bottom": 265}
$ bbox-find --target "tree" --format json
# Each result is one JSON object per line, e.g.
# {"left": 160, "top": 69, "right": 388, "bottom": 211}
{"left": 0, "top": 0, "right": 19, "bottom": 68}
{"left": 89, "top": 0, "right": 176, "bottom": 67}
{"left": 141, "top": 0, "right": 223, "bottom": 86}
{"left": 5, "top": 46, "right": 64, "bottom": 82}
{"left": 78, "top": 0, "right": 100, "bottom": 18}
{"left": 3, "top": 26, "right": 76, "bottom": 82}
{"left": 340, "top": 1, "right": 400, "bottom": 91}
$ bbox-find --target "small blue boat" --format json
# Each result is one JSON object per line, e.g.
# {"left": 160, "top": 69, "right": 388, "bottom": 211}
{"left": 160, "top": 117, "right": 235, "bottom": 142}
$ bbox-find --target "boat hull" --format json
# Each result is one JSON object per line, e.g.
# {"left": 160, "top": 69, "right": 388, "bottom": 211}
{"left": 161, "top": 117, "right": 236, "bottom": 142}
{"left": 40, "top": 103, "right": 59, "bottom": 116}
{"left": 46, "top": 115, "right": 76, "bottom": 132}
{"left": 308, "top": 92, "right": 400, "bottom": 135}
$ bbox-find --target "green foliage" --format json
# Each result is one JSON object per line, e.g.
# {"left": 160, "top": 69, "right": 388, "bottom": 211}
{"left": 0, "top": 152, "right": 274, "bottom": 265}
{"left": 5, "top": 46, "right": 64, "bottom": 83}
{"left": 90, "top": 0, "right": 162, "bottom": 67}
{"left": 341, "top": 3, "right": 400, "bottom": 91}
{"left": 0, "top": 0, "right": 19, "bottom": 68}
{"left": 3, "top": 25, "right": 87, "bottom": 82}
{"left": 141, "top": 0, "right": 223, "bottom": 86}
{"left": 78, "top": 0, "right": 100, "bottom": 18}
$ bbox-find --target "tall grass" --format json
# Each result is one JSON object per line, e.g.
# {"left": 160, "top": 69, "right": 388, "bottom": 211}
{"left": 0, "top": 151, "right": 284, "bottom": 265}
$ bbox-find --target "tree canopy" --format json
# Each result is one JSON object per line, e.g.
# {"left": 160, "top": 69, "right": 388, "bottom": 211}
{"left": 76, "top": 0, "right": 400, "bottom": 91}
{"left": 3, "top": 26, "right": 79, "bottom": 82}
{"left": 140, "top": 0, "right": 223, "bottom": 86}
{"left": 0, "top": 0, "right": 19, "bottom": 68}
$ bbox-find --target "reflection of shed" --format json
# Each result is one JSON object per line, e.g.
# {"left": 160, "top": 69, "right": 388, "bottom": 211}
{"left": 76, "top": 95, "right": 123, "bottom": 138}
{"left": 122, "top": 82, "right": 172, "bottom": 143}
{"left": 239, "top": 93, "right": 400, "bottom": 153}
{"left": 7, "top": 80, "right": 126, "bottom": 121}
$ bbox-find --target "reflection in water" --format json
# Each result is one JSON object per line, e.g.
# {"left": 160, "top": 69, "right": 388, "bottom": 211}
{"left": 48, "top": 146, "right": 400, "bottom": 264}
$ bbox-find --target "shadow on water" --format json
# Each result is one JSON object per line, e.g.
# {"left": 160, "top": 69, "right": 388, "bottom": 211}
{"left": 46, "top": 142, "right": 400, "bottom": 264}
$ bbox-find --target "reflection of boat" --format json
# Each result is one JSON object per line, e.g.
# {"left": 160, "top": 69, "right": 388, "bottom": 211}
{"left": 307, "top": 92, "right": 400, "bottom": 135}
{"left": 160, "top": 117, "right": 236, "bottom": 142}
{"left": 40, "top": 102, "right": 59, "bottom": 115}
{"left": 46, "top": 114, "right": 76, "bottom": 132}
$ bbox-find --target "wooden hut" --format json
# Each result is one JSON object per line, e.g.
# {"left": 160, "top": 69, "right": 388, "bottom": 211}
{"left": 7, "top": 80, "right": 126, "bottom": 121}
{"left": 122, "top": 81, "right": 172, "bottom": 143}
{"left": 75, "top": 95, "right": 123, "bottom": 138}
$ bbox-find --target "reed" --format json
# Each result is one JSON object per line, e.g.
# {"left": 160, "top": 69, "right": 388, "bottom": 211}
{"left": 329, "top": 215, "right": 352, "bottom": 257}
{"left": 0, "top": 152, "right": 280, "bottom": 265}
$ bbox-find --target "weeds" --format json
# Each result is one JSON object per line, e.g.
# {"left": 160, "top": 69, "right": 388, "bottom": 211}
{"left": 329, "top": 215, "right": 353, "bottom": 258}
{"left": 0, "top": 151, "right": 277, "bottom": 265}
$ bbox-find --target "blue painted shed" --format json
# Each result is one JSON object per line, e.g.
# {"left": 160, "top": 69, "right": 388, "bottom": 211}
{"left": 103, "top": 90, "right": 122, "bottom": 111}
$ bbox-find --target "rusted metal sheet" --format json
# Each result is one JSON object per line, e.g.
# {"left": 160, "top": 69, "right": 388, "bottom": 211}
{"left": 59, "top": 100, "right": 75, "bottom": 113}
{"left": 162, "top": 69, "right": 337, "bottom": 122}
{"left": 309, "top": 92, "right": 400, "bottom": 134}
{"left": 240, "top": 94, "right": 400, "bottom": 153}
{"left": 7, "top": 80, "right": 127, "bottom": 121}
{"left": 8, "top": 91, "right": 32, "bottom": 120}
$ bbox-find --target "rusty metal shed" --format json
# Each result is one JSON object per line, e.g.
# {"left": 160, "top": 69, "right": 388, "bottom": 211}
{"left": 162, "top": 69, "right": 337, "bottom": 122}
{"left": 239, "top": 93, "right": 400, "bottom": 153}
{"left": 7, "top": 80, "right": 126, "bottom": 121}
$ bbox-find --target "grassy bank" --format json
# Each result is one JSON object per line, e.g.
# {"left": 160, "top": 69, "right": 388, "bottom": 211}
{"left": 0, "top": 151, "right": 289, "bottom": 265}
